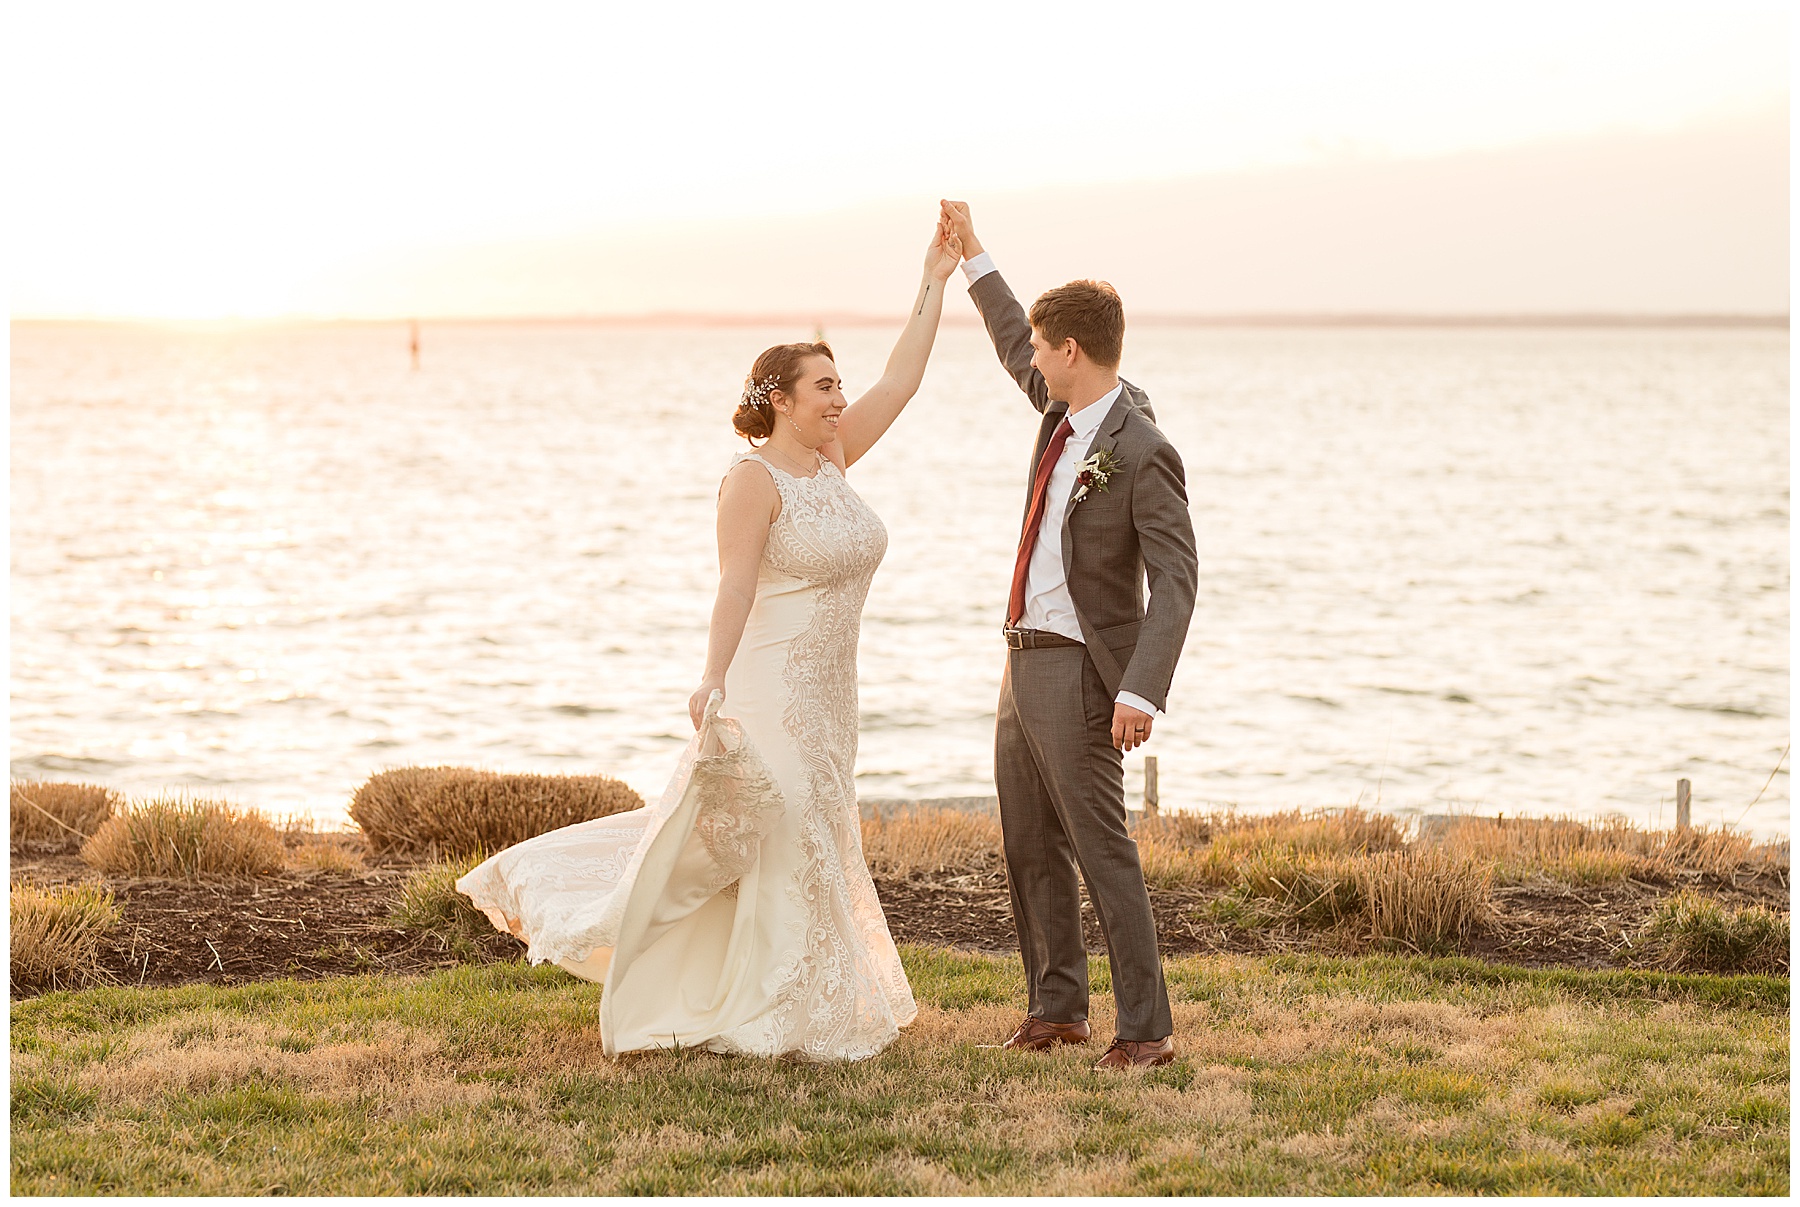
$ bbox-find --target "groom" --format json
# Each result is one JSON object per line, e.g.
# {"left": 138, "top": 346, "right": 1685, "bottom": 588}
{"left": 940, "top": 200, "right": 1198, "bottom": 1069}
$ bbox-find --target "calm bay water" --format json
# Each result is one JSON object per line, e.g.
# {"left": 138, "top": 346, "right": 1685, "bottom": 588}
{"left": 10, "top": 320, "right": 1789, "bottom": 836}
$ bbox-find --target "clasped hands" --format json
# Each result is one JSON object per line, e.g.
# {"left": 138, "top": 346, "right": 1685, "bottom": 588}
{"left": 926, "top": 218, "right": 962, "bottom": 280}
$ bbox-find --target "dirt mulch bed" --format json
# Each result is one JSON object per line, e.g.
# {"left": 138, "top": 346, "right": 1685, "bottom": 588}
{"left": 872, "top": 866, "right": 1310, "bottom": 959}
{"left": 11, "top": 853, "right": 524, "bottom": 994}
{"left": 873, "top": 863, "right": 1790, "bottom": 970}
{"left": 10, "top": 850, "right": 1788, "bottom": 998}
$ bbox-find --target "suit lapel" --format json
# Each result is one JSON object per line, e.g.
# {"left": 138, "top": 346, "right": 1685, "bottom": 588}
{"left": 1055, "top": 392, "right": 1133, "bottom": 685}
{"left": 1060, "top": 392, "right": 1132, "bottom": 529}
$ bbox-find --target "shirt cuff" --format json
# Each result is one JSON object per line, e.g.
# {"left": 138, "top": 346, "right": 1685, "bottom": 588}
{"left": 1115, "top": 690, "right": 1164, "bottom": 719}
{"left": 960, "top": 251, "right": 997, "bottom": 285}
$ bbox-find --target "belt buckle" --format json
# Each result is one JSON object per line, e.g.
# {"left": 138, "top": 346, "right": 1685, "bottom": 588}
{"left": 1004, "top": 628, "right": 1025, "bottom": 650}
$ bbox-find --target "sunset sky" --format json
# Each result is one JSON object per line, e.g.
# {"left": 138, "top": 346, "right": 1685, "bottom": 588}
{"left": 10, "top": 1, "right": 1789, "bottom": 319}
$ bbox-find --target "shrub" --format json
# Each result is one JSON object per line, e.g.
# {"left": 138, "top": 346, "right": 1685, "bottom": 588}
{"left": 1356, "top": 849, "right": 1493, "bottom": 948}
{"left": 1645, "top": 891, "right": 1789, "bottom": 974}
{"left": 1433, "top": 815, "right": 1639, "bottom": 883}
{"left": 1540, "top": 847, "right": 1642, "bottom": 885}
{"left": 1139, "top": 806, "right": 1404, "bottom": 856}
{"left": 11, "top": 781, "right": 120, "bottom": 855}
{"left": 391, "top": 851, "right": 489, "bottom": 933}
{"left": 1651, "top": 824, "right": 1787, "bottom": 880}
{"left": 80, "top": 796, "right": 286, "bottom": 879}
{"left": 276, "top": 816, "right": 367, "bottom": 873}
{"left": 1135, "top": 837, "right": 1207, "bottom": 890}
{"left": 861, "top": 807, "right": 1002, "bottom": 877}
{"left": 1431, "top": 814, "right": 1785, "bottom": 884}
{"left": 350, "top": 768, "right": 644, "bottom": 857}
{"left": 1237, "top": 848, "right": 1491, "bottom": 950}
{"left": 1133, "top": 807, "right": 1407, "bottom": 887}
{"left": 288, "top": 834, "right": 367, "bottom": 873}
{"left": 391, "top": 853, "right": 522, "bottom": 962}
{"left": 11, "top": 883, "right": 121, "bottom": 992}
{"left": 1239, "top": 849, "right": 1366, "bottom": 927}
{"left": 1132, "top": 810, "right": 1218, "bottom": 848}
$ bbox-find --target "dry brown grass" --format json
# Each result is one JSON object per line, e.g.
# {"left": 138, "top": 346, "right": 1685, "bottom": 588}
{"left": 1237, "top": 847, "right": 1492, "bottom": 949}
{"left": 1429, "top": 814, "right": 1786, "bottom": 883}
{"left": 1135, "top": 835, "right": 1209, "bottom": 889}
{"left": 862, "top": 804, "right": 1778, "bottom": 954}
{"left": 80, "top": 796, "right": 286, "bottom": 879}
{"left": 1357, "top": 849, "right": 1494, "bottom": 947}
{"left": 1652, "top": 823, "right": 1788, "bottom": 879}
{"left": 860, "top": 805, "right": 1407, "bottom": 885}
{"left": 1136, "top": 805, "right": 1407, "bottom": 855}
{"left": 350, "top": 767, "right": 644, "bottom": 857}
{"left": 11, "top": 781, "right": 120, "bottom": 854}
{"left": 1123, "top": 807, "right": 1489, "bottom": 947}
{"left": 276, "top": 816, "right": 367, "bottom": 873}
{"left": 285, "top": 838, "right": 366, "bottom": 873}
{"left": 10, "top": 882, "right": 121, "bottom": 992}
{"left": 861, "top": 808, "right": 1003, "bottom": 876}
{"left": 857, "top": 804, "right": 1468, "bottom": 948}
{"left": 1133, "top": 807, "right": 1407, "bottom": 887}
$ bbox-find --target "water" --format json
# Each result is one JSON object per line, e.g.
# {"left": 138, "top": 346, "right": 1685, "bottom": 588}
{"left": 10, "top": 320, "right": 1789, "bottom": 837}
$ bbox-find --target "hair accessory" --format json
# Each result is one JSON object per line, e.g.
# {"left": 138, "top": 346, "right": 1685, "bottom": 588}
{"left": 741, "top": 372, "right": 781, "bottom": 409}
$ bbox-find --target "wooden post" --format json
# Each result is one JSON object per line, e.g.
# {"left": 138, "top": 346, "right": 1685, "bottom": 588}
{"left": 1143, "top": 756, "right": 1159, "bottom": 817}
{"left": 1675, "top": 779, "right": 1691, "bottom": 831}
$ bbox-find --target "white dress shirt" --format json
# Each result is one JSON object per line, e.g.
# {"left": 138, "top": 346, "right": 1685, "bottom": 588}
{"left": 967, "top": 252, "right": 1163, "bottom": 720}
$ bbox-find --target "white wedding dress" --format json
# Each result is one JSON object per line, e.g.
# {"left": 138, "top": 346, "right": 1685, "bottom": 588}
{"left": 457, "top": 451, "right": 917, "bottom": 1060}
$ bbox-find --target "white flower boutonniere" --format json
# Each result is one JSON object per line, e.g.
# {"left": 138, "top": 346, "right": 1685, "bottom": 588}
{"left": 1071, "top": 448, "right": 1122, "bottom": 504}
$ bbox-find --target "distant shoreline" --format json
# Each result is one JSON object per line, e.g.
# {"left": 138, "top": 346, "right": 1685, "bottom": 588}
{"left": 13, "top": 312, "right": 1790, "bottom": 331}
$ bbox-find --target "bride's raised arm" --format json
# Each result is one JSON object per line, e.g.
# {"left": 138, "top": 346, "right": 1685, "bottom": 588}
{"left": 823, "top": 222, "right": 962, "bottom": 468}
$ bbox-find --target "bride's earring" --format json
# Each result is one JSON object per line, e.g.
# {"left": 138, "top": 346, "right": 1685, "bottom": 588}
{"left": 776, "top": 404, "right": 808, "bottom": 444}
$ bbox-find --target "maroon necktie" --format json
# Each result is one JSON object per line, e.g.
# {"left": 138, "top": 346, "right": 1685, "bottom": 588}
{"left": 1007, "top": 417, "right": 1075, "bottom": 628}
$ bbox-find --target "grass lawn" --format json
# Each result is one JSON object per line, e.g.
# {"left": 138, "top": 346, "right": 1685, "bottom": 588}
{"left": 11, "top": 947, "right": 1788, "bottom": 1195}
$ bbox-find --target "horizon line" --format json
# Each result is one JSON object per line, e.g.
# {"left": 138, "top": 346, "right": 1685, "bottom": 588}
{"left": 12, "top": 311, "right": 1790, "bottom": 330}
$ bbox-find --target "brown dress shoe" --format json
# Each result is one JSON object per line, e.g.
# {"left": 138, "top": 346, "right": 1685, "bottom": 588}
{"left": 1094, "top": 1035, "right": 1176, "bottom": 1069}
{"left": 1001, "top": 1017, "right": 1091, "bottom": 1050}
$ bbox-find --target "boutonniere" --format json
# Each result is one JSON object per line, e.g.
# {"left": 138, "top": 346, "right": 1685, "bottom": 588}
{"left": 1071, "top": 448, "right": 1122, "bottom": 504}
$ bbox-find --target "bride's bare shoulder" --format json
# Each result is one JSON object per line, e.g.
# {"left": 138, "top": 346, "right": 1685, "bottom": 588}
{"left": 719, "top": 454, "right": 782, "bottom": 519}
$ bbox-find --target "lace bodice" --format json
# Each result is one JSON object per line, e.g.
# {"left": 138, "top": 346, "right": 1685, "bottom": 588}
{"left": 734, "top": 452, "right": 887, "bottom": 589}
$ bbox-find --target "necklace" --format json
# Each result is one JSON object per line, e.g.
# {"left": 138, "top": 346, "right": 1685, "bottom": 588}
{"left": 761, "top": 440, "right": 820, "bottom": 478}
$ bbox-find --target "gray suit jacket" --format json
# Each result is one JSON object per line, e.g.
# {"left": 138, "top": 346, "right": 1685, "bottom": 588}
{"left": 972, "top": 270, "right": 1199, "bottom": 713}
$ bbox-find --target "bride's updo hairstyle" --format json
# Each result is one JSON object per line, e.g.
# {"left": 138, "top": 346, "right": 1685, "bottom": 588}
{"left": 734, "top": 341, "right": 834, "bottom": 443}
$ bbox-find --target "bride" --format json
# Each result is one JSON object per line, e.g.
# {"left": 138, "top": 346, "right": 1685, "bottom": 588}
{"left": 457, "top": 220, "right": 963, "bottom": 1061}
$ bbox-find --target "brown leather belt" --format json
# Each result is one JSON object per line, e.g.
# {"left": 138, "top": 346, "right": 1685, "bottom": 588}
{"left": 1003, "top": 628, "right": 1083, "bottom": 650}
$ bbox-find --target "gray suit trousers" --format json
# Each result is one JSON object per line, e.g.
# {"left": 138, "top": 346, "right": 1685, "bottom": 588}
{"left": 995, "top": 644, "right": 1173, "bottom": 1041}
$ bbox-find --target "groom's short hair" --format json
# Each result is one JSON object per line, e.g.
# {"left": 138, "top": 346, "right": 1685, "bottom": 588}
{"left": 1030, "top": 280, "right": 1124, "bottom": 369}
